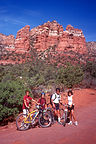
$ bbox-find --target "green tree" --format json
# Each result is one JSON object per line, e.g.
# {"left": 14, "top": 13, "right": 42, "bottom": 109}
{"left": 84, "top": 61, "right": 96, "bottom": 78}
{"left": 56, "top": 64, "right": 84, "bottom": 88}
{"left": 0, "top": 79, "right": 30, "bottom": 122}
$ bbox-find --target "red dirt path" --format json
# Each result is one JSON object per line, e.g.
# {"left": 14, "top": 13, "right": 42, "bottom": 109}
{"left": 0, "top": 88, "right": 96, "bottom": 144}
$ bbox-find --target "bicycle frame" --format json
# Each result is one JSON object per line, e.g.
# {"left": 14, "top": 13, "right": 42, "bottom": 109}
{"left": 24, "top": 109, "right": 39, "bottom": 124}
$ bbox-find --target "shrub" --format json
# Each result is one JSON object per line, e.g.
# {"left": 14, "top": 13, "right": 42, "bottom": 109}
{"left": 0, "top": 79, "right": 30, "bottom": 122}
{"left": 56, "top": 64, "right": 84, "bottom": 88}
{"left": 84, "top": 61, "right": 96, "bottom": 78}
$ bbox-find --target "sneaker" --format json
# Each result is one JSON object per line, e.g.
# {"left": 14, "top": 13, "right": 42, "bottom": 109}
{"left": 68, "top": 121, "right": 72, "bottom": 125}
{"left": 74, "top": 121, "right": 78, "bottom": 126}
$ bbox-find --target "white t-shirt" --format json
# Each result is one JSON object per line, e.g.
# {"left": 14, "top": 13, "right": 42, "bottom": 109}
{"left": 68, "top": 95, "right": 73, "bottom": 106}
{"left": 52, "top": 93, "right": 61, "bottom": 104}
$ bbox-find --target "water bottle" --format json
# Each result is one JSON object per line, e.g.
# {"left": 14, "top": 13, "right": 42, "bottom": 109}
{"left": 33, "top": 112, "right": 37, "bottom": 118}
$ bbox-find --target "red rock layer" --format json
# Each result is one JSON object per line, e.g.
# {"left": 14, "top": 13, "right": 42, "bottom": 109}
{"left": 30, "top": 21, "right": 87, "bottom": 54}
{"left": 0, "top": 33, "right": 15, "bottom": 51}
{"left": 14, "top": 25, "right": 30, "bottom": 53}
{"left": 0, "top": 20, "right": 88, "bottom": 65}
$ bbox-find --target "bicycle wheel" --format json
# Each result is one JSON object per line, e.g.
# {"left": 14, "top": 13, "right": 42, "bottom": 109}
{"left": 16, "top": 113, "right": 30, "bottom": 131}
{"left": 38, "top": 112, "right": 52, "bottom": 128}
{"left": 64, "top": 110, "right": 68, "bottom": 125}
{"left": 60, "top": 109, "right": 66, "bottom": 126}
{"left": 47, "top": 109, "right": 55, "bottom": 124}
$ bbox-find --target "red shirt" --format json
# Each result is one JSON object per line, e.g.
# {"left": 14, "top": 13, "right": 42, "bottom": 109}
{"left": 38, "top": 98, "right": 46, "bottom": 109}
{"left": 22, "top": 95, "right": 32, "bottom": 109}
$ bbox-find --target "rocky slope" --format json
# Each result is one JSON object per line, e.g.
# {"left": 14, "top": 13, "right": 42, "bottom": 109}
{"left": 0, "top": 20, "right": 94, "bottom": 65}
{"left": 86, "top": 41, "right": 96, "bottom": 61}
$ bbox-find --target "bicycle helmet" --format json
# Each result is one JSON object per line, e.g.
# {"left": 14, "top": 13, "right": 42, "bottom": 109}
{"left": 41, "top": 92, "right": 45, "bottom": 95}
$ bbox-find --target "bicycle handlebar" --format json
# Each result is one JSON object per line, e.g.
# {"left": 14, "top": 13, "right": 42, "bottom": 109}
{"left": 60, "top": 103, "right": 68, "bottom": 107}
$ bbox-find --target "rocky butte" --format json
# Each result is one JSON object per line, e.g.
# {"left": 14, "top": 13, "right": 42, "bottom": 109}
{"left": 0, "top": 20, "right": 89, "bottom": 65}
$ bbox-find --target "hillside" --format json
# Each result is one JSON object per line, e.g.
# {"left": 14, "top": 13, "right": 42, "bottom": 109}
{"left": 86, "top": 41, "right": 96, "bottom": 62}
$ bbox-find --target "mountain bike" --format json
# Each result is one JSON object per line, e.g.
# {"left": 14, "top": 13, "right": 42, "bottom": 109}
{"left": 59, "top": 103, "right": 69, "bottom": 126}
{"left": 16, "top": 105, "right": 52, "bottom": 131}
{"left": 46, "top": 105, "right": 55, "bottom": 124}
{"left": 46, "top": 103, "right": 69, "bottom": 126}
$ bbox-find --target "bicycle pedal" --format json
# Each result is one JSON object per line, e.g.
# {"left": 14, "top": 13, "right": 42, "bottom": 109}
{"left": 58, "top": 121, "right": 62, "bottom": 125}
{"left": 31, "top": 120, "right": 35, "bottom": 125}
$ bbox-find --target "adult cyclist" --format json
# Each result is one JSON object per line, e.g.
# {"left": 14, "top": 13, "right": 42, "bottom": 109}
{"left": 51, "top": 88, "right": 61, "bottom": 123}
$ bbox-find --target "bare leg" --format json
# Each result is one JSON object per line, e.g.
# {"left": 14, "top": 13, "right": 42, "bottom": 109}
{"left": 57, "top": 110, "right": 60, "bottom": 117}
{"left": 71, "top": 110, "right": 76, "bottom": 121}
{"left": 70, "top": 111, "right": 72, "bottom": 121}
{"left": 68, "top": 110, "right": 72, "bottom": 121}
{"left": 57, "top": 110, "right": 61, "bottom": 122}
{"left": 55, "top": 109, "right": 57, "bottom": 116}
{"left": 68, "top": 111, "right": 72, "bottom": 125}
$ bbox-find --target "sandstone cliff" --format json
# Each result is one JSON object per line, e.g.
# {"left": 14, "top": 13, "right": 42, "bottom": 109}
{"left": 0, "top": 20, "right": 91, "bottom": 65}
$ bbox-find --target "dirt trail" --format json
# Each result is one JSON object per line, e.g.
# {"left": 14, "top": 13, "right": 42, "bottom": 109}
{"left": 0, "top": 88, "right": 96, "bottom": 144}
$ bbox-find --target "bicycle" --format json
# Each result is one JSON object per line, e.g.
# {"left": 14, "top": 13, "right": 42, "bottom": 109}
{"left": 59, "top": 103, "right": 70, "bottom": 126}
{"left": 46, "top": 104, "right": 55, "bottom": 124}
{"left": 16, "top": 105, "right": 52, "bottom": 131}
{"left": 46, "top": 103, "right": 69, "bottom": 126}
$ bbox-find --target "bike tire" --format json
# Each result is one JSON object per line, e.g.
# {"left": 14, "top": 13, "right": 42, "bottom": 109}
{"left": 65, "top": 111, "right": 68, "bottom": 121}
{"left": 38, "top": 112, "right": 52, "bottom": 128}
{"left": 16, "top": 113, "right": 30, "bottom": 131}
{"left": 60, "top": 109, "right": 66, "bottom": 126}
{"left": 64, "top": 110, "right": 68, "bottom": 126}
{"left": 47, "top": 109, "right": 55, "bottom": 125}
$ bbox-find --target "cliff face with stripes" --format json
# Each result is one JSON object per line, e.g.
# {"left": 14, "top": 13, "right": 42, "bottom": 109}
{"left": 0, "top": 20, "right": 88, "bottom": 65}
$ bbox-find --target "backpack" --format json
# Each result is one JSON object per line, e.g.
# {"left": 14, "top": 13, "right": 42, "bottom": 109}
{"left": 50, "top": 93, "right": 61, "bottom": 105}
{"left": 50, "top": 94, "right": 56, "bottom": 106}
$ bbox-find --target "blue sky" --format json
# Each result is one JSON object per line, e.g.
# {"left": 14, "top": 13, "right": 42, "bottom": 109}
{"left": 0, "top": 0, "right": 96, "bottom": 42}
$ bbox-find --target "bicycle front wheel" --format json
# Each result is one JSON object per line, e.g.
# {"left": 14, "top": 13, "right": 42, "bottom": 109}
{"left": 47, "top": 109, "right": 55, "bottom": 124}
{"left": 16, "top": 113, "right": 30, "bottom": 131}
{"left": 60, "top": 109, "right": 66, "bottom": 126}
{"left": 39, "top": 112, "right": 52, "bottom": 128}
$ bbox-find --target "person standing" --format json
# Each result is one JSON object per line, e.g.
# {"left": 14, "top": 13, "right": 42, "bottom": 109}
{"left": 51, "top": 88, "right": 61, "bottom": 123}
{"left": 67, "top": 90, "right": 78, "bottom": 125}
{"left": 22, "top": 90, "right": 37, "bottom": 115}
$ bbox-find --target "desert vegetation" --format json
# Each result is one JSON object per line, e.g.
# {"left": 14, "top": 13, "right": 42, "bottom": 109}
{"left": 0, "top": 42, "right": 96, "bottom": 124}
{"left": 0, "top": 59, "right": 85, "bottom": 124}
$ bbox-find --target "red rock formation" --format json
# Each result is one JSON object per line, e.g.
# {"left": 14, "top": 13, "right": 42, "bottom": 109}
{"left": 30, "top": 21, "right": 87, "bottom": 55}
{"left": 0, "top": 20, "right": 88, "bottom": 65}
{"left": 0, "top": 33, "right": 15, "bottom": 51}
{"left": 14, "top": 25, "right": 30, "bottom": 53}
{"left": 30, "top": 21, "right": 63, "bottom": 52}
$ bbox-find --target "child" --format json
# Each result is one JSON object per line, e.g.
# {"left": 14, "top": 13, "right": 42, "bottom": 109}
{"left": 22, "top": 90, "right": 37, "bottom": 115}
{"left": 38, "top": 92, "right": 47, "bottom": 110}
{"left": 67, "top": 90, "right": 78, "bottom": 126}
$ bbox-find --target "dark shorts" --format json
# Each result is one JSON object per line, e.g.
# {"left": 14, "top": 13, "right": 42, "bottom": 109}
{"left": 54, "top": 103, "right": 59, "bottom": 110}
{"left": 68, "top": 104, "right": 74, "bottom": 111}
